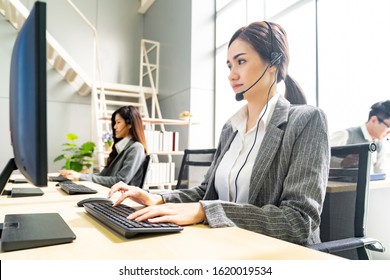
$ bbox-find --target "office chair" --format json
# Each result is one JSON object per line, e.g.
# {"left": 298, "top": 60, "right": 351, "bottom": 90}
{"left": 309, "top": 143, "right": 385, "bottom": 259}
{"left": 175, "top": 148, "right": 216, "bottom": 189}
{"left": 132, "top": 155, "right": 151, "bottom": 188}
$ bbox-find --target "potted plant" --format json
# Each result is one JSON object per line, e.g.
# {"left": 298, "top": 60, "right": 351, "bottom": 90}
{"left": 54, "top": 133, "right": 96, "bottom": 172}
{"left": 179, "top": 110, "right": 192, "bottom": 121}
{"left": 102, "top": 131, "right": 114, "bottom": 152}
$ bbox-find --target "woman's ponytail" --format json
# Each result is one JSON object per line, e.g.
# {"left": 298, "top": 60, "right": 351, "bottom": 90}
{"left": 284, "top": 74, "right": 307, "bottom": 105}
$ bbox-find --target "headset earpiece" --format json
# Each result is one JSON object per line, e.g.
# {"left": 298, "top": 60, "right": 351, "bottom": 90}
{"left": 270, "top": 52, "right": 282, "bottom": 66}
{"left": 265, "top": 21, "right": 283, "bottom": 66}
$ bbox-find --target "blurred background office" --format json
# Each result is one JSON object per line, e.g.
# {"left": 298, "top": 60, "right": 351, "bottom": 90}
{"left": 1, "top": 0, "right": 390, "bottom": 260}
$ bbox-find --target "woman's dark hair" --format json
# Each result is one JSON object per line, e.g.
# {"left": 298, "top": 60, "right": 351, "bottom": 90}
{"left": 106, "top": 106, "right": 148, "bottom": 167}
{"left": 228, "top": 21, "right": 307, "bottom": 105}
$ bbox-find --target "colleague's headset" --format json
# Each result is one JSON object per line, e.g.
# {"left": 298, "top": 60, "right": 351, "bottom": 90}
{"left": 113, "top": 106, "right": 132, "bottom": 138}
{"left": 233, "top": 21, "right": 282, "bottom": 202}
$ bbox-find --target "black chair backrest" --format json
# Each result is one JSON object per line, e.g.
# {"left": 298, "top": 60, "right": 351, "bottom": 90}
{"left": 176, "top": 148, "right": 216, "bottom": 189}
{"left": 137, "top": 155, "right": 151, "bottom": 188}
{"left": 323, "top": 142, "right": 376, "bottom": 259}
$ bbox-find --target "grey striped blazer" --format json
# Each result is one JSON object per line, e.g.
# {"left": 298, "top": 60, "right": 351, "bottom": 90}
{"left": 162, "top": 96, "right": 330, "bottom": 245}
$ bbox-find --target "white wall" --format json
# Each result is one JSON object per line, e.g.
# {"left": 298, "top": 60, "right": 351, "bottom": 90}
{"left": 366, "top": 186, "right": 390, "bottom": 260}
{"left": 317, "top": 0, "right": 390, "bottom": 134}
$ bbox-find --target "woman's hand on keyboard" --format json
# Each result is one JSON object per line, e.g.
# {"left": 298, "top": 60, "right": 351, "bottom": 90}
{"left": 108, "top": 181, "right": 163, "bottom": 207}
{"left": 59, "top": 170, "right": 80, "bottom": 181}
{"left": 127, "top": 202, "right": 206, "bottom": 226}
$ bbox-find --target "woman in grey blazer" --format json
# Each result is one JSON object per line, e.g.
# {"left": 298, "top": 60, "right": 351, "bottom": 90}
{"left": 60, "top": 106, "right": 147, "bottom": 188}
{"left": 108, "top": 22, "right": 330, "bottom": 246}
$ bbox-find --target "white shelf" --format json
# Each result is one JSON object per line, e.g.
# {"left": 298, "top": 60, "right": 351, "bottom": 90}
{"left": 144, "top": 181, "right": 177, "bottom": 190}
{"left": 150, "top": 151, "right": 184, "bottom": 156}
{"left": 143, "top": 118, "right": 198, "bottom": 126}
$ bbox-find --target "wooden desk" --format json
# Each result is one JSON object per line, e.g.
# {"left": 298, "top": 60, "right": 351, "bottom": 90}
{"left": 0, "top": 179, "right": 342, "bottom": 260}
{"left": 327, "top": 179, "right": 390, "bottom": 193}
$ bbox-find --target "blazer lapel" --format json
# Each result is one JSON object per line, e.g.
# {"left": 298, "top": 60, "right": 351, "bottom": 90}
{"left": 110, "top": 139, "right": 135, "bottom": 166}
{"left": 248, "top": 97, "right": 290, "bottom": 204}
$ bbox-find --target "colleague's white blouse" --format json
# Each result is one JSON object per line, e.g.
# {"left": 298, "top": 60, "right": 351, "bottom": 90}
{"left": 215, "top": 94, "right": 278, "bottom": 203}
{"left": 115, "top": 135, "right": 132, "bottom": 154}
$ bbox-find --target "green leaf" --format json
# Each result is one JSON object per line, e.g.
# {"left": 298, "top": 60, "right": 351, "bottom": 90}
{"left": 70, "top": 162, "right": 83, "bottom": 172}
{"left": 81, "top": 141, "right": 95, "bottom": 151}
{"left": 53, "top": 154, "right": 65, "bottom": 162}
{"left": 66, "top": 133, "right": 78, "bottom": 141}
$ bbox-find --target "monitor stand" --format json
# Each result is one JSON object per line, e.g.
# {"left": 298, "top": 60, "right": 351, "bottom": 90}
{"left": 0, "top": 158, "right": 44, "bottom": 197}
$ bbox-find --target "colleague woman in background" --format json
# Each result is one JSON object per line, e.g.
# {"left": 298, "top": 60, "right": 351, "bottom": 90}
{"left": 60, "top": 105, "right": 147, "bottom": 188}
{"left": 108, "top": 21, "right": 330, "bottom": 246}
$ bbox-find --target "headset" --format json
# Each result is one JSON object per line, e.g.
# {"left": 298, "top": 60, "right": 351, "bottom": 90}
{"left": 265, "top": 21, "right": 282, "bottom": 66}
{"left": 235, "top": 21, "right": 283, "bottom": 101}
{"left": 233, "top": 21, "right": 281, "bottom": 202}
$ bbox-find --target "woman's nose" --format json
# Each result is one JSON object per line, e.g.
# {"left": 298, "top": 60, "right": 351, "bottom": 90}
{"left": 228, "top": 69, "right": 238, "bottom": 81}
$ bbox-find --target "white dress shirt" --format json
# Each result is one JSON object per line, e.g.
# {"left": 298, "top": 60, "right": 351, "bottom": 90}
{"left": 214, "top": 94, "right": 278, "bottom": 203}
{"left": 115, "top": 136, "right": 132, "bottom": 154}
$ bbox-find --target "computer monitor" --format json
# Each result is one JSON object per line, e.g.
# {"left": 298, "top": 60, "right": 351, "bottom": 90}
{"left": 0, "top": 1, "right": 47, "bottom": 194}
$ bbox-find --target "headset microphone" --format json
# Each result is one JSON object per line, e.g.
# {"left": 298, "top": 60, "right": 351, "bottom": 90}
{"left": 234, "top": 53, "right": 282, "bottom": 102}
{"left": 235, "top": 64, "right": 271, "bottom": 102}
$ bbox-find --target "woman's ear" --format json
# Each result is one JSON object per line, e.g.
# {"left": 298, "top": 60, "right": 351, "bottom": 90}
{"left": 268, "top": 64, "right": 278, "bottom": 73}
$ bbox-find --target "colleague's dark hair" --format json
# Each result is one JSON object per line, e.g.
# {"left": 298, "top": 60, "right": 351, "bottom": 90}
{"left": 368, "top": 100, "right": 390, "bottom": 121}
{"left": 228, "top": 21, "right": 307, "bottom": 105}
{"left": 106, "top": 106, "right": 148, "bottom": 167}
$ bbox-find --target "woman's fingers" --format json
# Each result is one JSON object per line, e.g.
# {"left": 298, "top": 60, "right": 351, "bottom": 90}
{"left": 108, "top": 181, "right": 129, "bottom": 198}
{"left": 127, "top": 203, "right": 205, "bottom": 226}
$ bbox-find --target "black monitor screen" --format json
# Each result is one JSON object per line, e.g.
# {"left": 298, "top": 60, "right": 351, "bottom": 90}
{"left": 0, "top": 1, "right": 47, "bottom": 192}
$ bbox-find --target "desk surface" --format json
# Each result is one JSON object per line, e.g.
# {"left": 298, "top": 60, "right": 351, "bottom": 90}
{"left": 327, "top": 179, "right": 390, "bottom": 193}
{"left": 0, "top": 177, "right": 342, "bottom": 260}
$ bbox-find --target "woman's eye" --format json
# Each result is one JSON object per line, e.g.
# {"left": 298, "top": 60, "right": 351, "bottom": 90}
{"left": 238, "top": 59, "right": 245, "bottom": 65}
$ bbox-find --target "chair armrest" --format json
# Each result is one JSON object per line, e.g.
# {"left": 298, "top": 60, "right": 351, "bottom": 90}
{"left": 308, "top": 237, "right": 385, "bottom": 254}
{"left": 361, "top": 237, "right": 386, "bottom": 253}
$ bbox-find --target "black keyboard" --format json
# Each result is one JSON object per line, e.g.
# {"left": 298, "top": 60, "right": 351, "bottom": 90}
{"left": 59, "top": 181, "right": 97, "bottom": 195}
{"left": 49, "top": 175, "right": 70, "bottom": 182}
{"left": 83, "top": 202, "right": 183, "bottom": 238}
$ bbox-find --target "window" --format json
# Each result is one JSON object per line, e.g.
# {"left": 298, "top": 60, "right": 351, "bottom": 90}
{"left": 214, "top": 0, "right": 390, "bottom": 144}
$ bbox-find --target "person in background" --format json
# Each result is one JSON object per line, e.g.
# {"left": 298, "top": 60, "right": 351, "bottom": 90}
{"left": 108, "top": 21, "right": 330, "bottom": 246}
{"left": 60, "top": 105, "right": 147, "bottom": 187}
{"left": 331, "top": 101, "right": 390, "bottom": 174}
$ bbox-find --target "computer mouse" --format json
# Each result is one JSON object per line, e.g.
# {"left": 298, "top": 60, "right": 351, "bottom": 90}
{"left": 77, "top": 197, "right": 113, "bottom": 207}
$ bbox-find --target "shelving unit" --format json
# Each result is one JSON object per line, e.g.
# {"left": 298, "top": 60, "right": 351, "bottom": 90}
{"left": 97, "top": 117, "right": 195, "bottom": 191}
{"left": 142, "top": 118, "right": 196, "bottom": 191}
